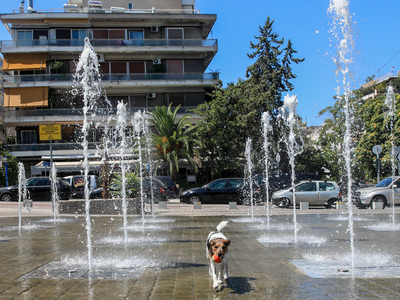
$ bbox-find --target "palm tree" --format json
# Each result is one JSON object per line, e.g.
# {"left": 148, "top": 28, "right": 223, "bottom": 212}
{"left": 149, "top": 104, "right": 200, "bottom": 179}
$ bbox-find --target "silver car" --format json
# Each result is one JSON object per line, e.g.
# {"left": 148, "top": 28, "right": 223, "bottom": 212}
{"left": 352, "top": 176, "right": 400, "bottom": 209}
{"left": 271, "top": 180, "right": 341, "bottom": 208}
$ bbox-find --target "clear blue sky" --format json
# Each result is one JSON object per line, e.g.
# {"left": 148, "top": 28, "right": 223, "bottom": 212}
{"left": 1, "top": 0, "right": 400, "bottom": 126}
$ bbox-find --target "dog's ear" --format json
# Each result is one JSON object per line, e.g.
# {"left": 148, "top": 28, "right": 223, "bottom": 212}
{"left": 223, "top": 239, "right": 230, "bottom": 246}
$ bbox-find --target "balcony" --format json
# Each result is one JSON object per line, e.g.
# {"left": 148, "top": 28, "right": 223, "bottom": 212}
{"left": 1, "top": 73, "right": 219, "bottom": 89}
{"left": 0, "top": 39, "right": 218, "bottom": 53}
{"left": 3, "top": 107, "right": 201, "bottom": 126}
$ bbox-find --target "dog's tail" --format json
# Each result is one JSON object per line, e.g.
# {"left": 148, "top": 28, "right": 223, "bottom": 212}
{"left": 216, "top": 221, "right": 229, "bottom": 232}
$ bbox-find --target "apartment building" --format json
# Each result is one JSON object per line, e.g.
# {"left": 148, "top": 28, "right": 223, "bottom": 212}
{"left": 0, "top": 0, "right": 218, "bottom": 176}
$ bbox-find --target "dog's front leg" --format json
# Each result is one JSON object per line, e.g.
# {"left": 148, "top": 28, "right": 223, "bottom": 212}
{"left": 210, "top": 261, "right": 219, "bottom": 289}
{"left": 223, "top": 260, "right": 229, "bottom": 281}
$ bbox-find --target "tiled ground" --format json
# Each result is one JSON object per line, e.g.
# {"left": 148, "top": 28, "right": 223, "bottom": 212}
{"left": 0, "top": 202, "right": 400, "bottom": 299}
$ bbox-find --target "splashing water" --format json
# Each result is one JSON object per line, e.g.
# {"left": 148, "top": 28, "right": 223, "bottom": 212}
{"left": 245, "top": 138, "right": 254, "bottom": 219}
{"left": 262, "top": 112, "right": 273, "bottom": 229}
{"left": 116, "top": 101, "right": 129, "bottom": 245}
{"left": 279, "top": 94, "right": 303, "bottom": 243}
{"left": 384, "top": 86, "right": 396, "bottom": 228}
{"left": 17, "top": 162, "right": 27, "bottom": 231}
{"left": 50, "top": 162, "right": 59, "bottom": 221}
{"left": 133, "top": 111, "right": 146, "bottom": 225}
{"left": 328, "top": 0, "right": 355, "bottom": 269}
{"left": 73, "top": 37, "right": 104, "bottom": 270}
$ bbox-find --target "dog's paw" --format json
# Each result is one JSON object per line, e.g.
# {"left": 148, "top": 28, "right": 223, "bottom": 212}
{"left": 224, "top": 276, "right": 228, "bottom": 281}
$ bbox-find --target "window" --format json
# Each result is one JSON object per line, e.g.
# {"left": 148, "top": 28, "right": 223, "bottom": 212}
{"left": 130, "top": 95, "right": 146, "bottom": 107}
{"left": 168, "top": 93, "right": 185, "bottom": 106}
{"left": 33, "top": 30, "right": 48, "bottom": 40}
{"left": 20, "top": 129, "right": 37, "bottom": 144}
{"left": 72, "top": 30, "right": 87, "bottom": 40}
{"left": 208, "top": 180, "right": 226, "bottom": 189}
{"left": 166, "top": 28, "right": 183, "bottom": 39}
{"left": 228, "top": 179, "right": 243, "bottom": 188}
{"left": 129, "top": 62, "right": 145, "bottom": 73}
{"left": 109, "top": 30, "right": 125, "bottom": 39}
{"left": 26, "top": 178, "right": 40, "bottom": 186}
{"left": 296, "top": 182, "right": 317, "bottom": 192}
{"left": 129, "top": 30, "right": 144, "bottom": 39}
{"left": 167, "top": 60, "right": 184, "bottom": 73}
{"left": 56, "top": 29, "right": 71, "bottom": 39}
{"left": 18, "top": 31, "right": 32, "bottom": 40}
{"left": 319, "top": 182, "right": 335, "bottom": 191}
{"left": 128, "top": 2, "right": 133, "bottom": 9}
{"left": 110, "top": 62, "right": 126, "bottom": 74}
{"left": 38, "top": 178, "right": 51, "bottom": 186}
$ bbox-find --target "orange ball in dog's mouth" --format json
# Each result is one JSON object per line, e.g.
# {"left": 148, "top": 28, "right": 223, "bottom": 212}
{"left": 212, "top": 254, "right": 222, "bottom": 263}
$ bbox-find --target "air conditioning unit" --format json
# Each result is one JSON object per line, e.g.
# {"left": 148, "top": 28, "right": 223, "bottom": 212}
{"left": 147, "top": 93, "right": 157, "bottom": 99}
{"left": 151, "top": 26, "right": 159, "bottom": 33}
{"left": 97, "top": 54, "right": 105, "bottom": 62}
{"left": 153, "top": 58, "right": 161, "bottom": 65}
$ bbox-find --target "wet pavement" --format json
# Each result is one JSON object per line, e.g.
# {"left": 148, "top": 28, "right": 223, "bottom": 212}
{"left": 1, "top": 201, "right": 400, "bottom": 299}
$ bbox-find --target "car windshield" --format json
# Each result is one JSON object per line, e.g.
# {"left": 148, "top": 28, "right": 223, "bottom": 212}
{"left": 375, "top": 177, "right": 394, "bottom": 188}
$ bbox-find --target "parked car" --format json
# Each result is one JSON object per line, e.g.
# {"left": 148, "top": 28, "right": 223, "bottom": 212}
{"left": 352, "top": 176, "right": 400, "bottom": 209}
{"left": 0, "top": 177, "right": 72, "bottom": 202}
{"left": 254, "top": 172, "right": 321, "bottom": 200}
{"left": 142, "top": 177, "right": 167, "bottom": 203}
{"left": 180, "top": 178, "right": 244, "bottom": 204}
{"left": 155, "top": 176, "right": 178, "bottom": 198}
{"left": 271, "top": 180, "right": 341, "bottom": 208}
{"left": 63, "top": 175, "right": 98, "bottom": 199}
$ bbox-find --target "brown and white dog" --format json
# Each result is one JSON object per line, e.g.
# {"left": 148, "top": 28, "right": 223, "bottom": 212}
{"left": 206, "top": 221, "right": 231, "bottom": 289}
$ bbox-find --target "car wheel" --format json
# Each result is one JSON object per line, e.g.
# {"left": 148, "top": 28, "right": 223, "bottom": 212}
{"left": 277, "top": 197, "right": 290, "bottom": 208}
{"left": 1, "top": 193, "right": 13, "bottom": 202}
{"left": 370, "top": 195, "right": 387, "bottom": 209}
{"left": 326, "top": 198, "right": 337, "bottom": 209}
{"left": 188, "top": 194, "right": 201, "bottom": 204}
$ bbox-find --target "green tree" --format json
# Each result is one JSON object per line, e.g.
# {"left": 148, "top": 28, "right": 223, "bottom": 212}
{"left": 194, "top": 18, "right": 304, "bottom": 178}
{"left": 0, "top": 143, "right": 19, "bottom": 186}
{"left": 111, "top": 172, "right": 140, "bottom": 198}
{"left": 149, "top": 104, "right": 200, "bottom": 179}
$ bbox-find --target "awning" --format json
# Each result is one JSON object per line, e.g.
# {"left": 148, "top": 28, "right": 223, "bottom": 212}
{"left": 4, "top": 87, "right": 48, "bottom": 107}
{"left": 2, "top": 53, "right": 47, "bottom": 71}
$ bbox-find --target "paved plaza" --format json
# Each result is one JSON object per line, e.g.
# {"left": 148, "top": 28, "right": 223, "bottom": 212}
{"left": 1, "top": 201, "right": 400, "bottom": 299}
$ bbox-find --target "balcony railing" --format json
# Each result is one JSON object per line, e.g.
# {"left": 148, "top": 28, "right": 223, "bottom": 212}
{"left": 2, "top": 73, "right": 219, "bottom": 84}
{"left": 12, "top": 7, "right": 201, "bottom": 14}
{"left": 4, "top": 107, "right": 197, "bottom": 118}
{"left": 5, "top": 142, "right": 100, "bottom": 152}
{"left": 0, "top": 39, "right": 218, "bottom": 49}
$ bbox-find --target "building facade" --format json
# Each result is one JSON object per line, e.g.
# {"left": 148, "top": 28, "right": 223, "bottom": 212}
{"left": 0, "top": 0, "right": 218, "bottom": 176}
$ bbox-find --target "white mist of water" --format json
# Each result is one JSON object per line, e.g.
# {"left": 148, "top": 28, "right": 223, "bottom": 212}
{"left": 133, "top": 111, "right": 146, "bottom": 225}
{"left": 50, "top": 163, "right": 59, "bottom": 221}
{"left": 144, "top": 113, "right": 155, "bottom": 218}
{"left": 262, "top": 112, "right": 273, "bottom": 229}
{"left": 17, "top": 162, "right": 27, "bottom": 231}
{"left": 116, "top": 101, "right": 129, "bottom": 245}
{"left": 279, "top": 94, "right": 303, "bottom": 243}
{"left": 385, "top": 86, "right": 396, "bottom": 228}
{"left": 245, "top": 138, "right": 254, "bottom": 219}
{"left": 328, "top": 0, "right": 355, "bottom": 269}
{"left": 73, "top": 37, "right": 103, "bottom": 270}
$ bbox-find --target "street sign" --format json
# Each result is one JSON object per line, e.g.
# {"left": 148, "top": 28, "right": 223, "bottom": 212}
{"left": 39, "top": 124, "right": 61, "bottom": 141}
{"left": 372, "top": 145, "right": 382, "bottom": 155}
{"left": 396, "top": 152, "right": 400, "bottom": 162}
